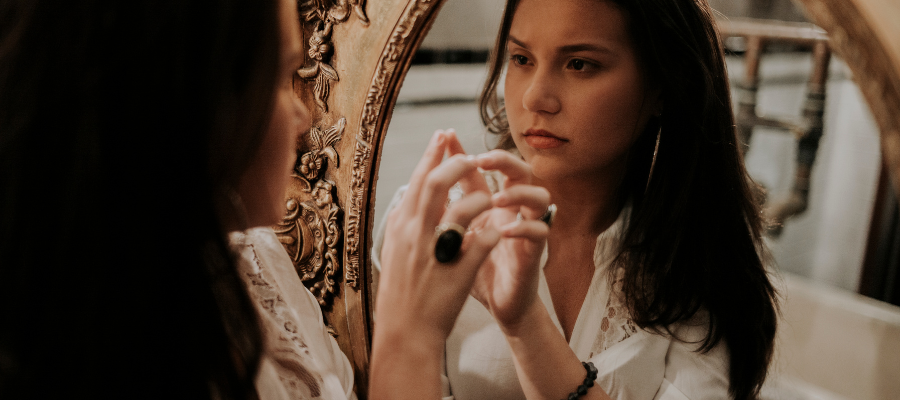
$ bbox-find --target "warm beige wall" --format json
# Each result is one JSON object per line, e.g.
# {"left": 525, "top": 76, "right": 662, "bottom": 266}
{"left": 708, "top": 0, "right": 808, "bottom": 21}
{"left": 419, "top": 0, "right": 808, "bottom": 52}
{"left": 420, "top": 0, "right": 505, "bottom": 50}
{"left": 776, "top": 273, "right": 900, "bottom": 399}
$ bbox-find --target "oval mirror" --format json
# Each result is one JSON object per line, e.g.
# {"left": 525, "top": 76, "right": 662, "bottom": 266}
{"left": 280, "top": 0, "right": 900, "bottom": 398}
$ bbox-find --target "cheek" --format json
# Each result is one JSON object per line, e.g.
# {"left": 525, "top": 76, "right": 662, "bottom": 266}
{"left": 576, "top": 75, "right": 649, "bottom": 141}
{"left": 503, "top": 73, "right": 526, "bottom": 129}
{"left": 268, "top": 95, "right": 298, "bottom": 173}
{"left": 261, "top": 92, "right": 301, "bottom": 208}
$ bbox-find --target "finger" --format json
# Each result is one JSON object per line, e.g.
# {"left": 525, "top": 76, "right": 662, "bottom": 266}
{"left": 441, "top": 191, "right": 492, "bottom": 228}
{"left": 451, "top": 225, "right": 501, "bottom": 282}
{"left": 403, "top": 130, "right": 447, "bottom": 214}
{"left": 475, "top": 150, "right": 533, "bottom": 186}
{"left": 492, "top": 185, "right": 551, "bottom": 220}
{"left": 444, "top": 129, "right": 465, "bottom": 156}
{"left": 417, "top": 154, "right": 479, "bottom": 227}
{"left": 499, "top": 220, "right": 550, "bottom": 243}
{"left": 444, "top": 130, "right": 491, "bottom": 194}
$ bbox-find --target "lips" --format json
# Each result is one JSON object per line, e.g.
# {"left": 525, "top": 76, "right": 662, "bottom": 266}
{"left": 523, "top": 129, "right": 568, "bottom": 149}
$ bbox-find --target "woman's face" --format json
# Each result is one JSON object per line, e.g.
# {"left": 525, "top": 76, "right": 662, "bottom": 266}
{"left": 238, "top": 0, "right": 310, "bottom": 228}
{"left": 505, "top": 0, "right": 660, "bottom": 183}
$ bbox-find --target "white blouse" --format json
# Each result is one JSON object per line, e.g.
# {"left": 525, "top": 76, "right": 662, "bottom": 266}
{"left": 373, "top": 186, "right": 731, "bottom": 400}
{"left": 231, "top": 227, "right": 356, "bottom": 400}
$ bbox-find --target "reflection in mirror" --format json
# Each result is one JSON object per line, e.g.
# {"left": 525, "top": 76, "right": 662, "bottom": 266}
{"left": 715, "top": 4, "right": 881, "bottom": 294}
{"left": 708, "top": 2, "right": 900, "bottom": 397}
{"left": 373, "top": 0, "right": 899, "bottom": 398}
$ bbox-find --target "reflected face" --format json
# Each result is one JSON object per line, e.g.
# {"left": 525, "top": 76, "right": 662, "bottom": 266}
{"left": 505, "top": 0, "right": 659, "bottom": 182}
{"left": 239, "top": 0, "right": 311, "bottom": 228}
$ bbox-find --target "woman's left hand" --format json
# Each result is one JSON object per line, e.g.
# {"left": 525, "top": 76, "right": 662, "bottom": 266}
{"left": 444, "top": 138, "right": 551, "bottom": 332}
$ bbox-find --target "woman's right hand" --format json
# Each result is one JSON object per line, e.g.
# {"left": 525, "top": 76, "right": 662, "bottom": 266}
{"left": 370, "top": 130, "right": 501, "bottom": 400}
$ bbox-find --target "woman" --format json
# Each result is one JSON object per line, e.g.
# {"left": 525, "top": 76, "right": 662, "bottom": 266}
{"left": 0, "top": 0, "right": 514, "bottom": 398}
{"left": 376, "top": 0, "right": 778, "bottom": 399}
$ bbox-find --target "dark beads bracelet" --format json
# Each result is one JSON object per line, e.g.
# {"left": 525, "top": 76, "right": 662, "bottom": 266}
{"left": 563, "top": 361, "right": 598, "bottom": 400}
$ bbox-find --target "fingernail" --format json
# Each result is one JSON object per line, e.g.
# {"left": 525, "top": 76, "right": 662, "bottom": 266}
{"left": 465, "top": 154, "right": 476, "bottom": 161}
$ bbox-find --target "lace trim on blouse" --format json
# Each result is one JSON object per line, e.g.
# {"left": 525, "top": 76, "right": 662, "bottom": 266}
{"left": 241, "top": 243, "right": 324, "bottom": 398}
{"left": 592, "top": 267, "right": 639, "bottom": 354}
{"left": 590, "top": 207, "right": 638, "bottom": 355}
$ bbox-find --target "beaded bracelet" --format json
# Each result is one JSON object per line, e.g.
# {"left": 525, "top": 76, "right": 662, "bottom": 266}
{"left": 562, "top": 361, "right": 599, "bottom": 400}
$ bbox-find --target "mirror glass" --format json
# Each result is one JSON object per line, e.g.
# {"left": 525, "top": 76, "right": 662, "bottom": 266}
{"left": 711, "top": 0, "right": 882, "bottom": 294}
{"left": 372, "top": 0, "right": 899, "bottom": 398}
{"left": 378, "top": 0, "right": 885, "bottom": 295}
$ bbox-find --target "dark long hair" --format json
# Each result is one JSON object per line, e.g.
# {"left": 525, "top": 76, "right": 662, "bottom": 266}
{"left": 480, "top": 1, "right": 778, "bottom": 399}
{"left": 0, "top": 0, "right": 282, "bottom": 398}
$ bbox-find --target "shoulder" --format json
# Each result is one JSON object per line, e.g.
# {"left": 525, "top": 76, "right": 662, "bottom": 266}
{"left": 230, "top": 227, "right": 356, "bottom": 400}
{"left": 590, "top": 311, "right": 730, "bottom": 400}
{"left": 660, "top": 314, "right": 731, "bottom": 399}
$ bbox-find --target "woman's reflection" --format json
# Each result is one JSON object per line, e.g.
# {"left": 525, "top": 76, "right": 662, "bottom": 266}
{"left": 376, "top": 0, "right": 779, "bottom": 399}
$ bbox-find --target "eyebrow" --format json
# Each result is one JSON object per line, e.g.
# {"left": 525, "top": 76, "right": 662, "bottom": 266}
{"left": 508, "top": 35, "right": 613, "bottom": 55}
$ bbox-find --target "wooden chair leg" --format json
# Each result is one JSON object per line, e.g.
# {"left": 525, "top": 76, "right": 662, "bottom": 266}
{"left": 767, "top": 42, "right": 831, "bottom": 235}
{"left": 737, "top": 36, "right": 764, "bottom": 154}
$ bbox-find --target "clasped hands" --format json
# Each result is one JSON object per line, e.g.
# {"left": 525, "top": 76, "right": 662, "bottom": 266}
{"left": 376, "top": 129, "right": 551, "bottom": 349}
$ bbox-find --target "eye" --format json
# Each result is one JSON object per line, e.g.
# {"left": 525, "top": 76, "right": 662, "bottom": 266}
{"left": 567, "top": 58, "right": 601, "bottom": 73}
{"left": 511, "top": 54, "right": 529, "bottom": 66}
{"left": 570, "top": 59, "right": 587, "bottom": 71}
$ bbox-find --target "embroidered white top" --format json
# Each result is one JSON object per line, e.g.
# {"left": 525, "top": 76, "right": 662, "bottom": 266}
{"left": 372, "top": 186, "right": 731, "bottom": 400}
{"left": 231, "top": 227, "right": 356, "bottom": 400}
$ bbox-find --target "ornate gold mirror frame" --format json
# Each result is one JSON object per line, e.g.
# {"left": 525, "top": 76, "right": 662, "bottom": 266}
{"left": 279, "top": 0, "right": 900, "bottom": 397}
{"left": 277, "top": 0, "right": 449, "bottom": 396}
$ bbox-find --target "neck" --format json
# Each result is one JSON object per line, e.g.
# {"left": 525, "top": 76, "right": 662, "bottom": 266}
{"left": 534, "top": 168, "right": 625, "bottom": 239}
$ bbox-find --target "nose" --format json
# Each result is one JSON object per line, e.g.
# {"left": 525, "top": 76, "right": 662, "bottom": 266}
{"left": 522, "top": 68, "right": 561, "bottom": 115}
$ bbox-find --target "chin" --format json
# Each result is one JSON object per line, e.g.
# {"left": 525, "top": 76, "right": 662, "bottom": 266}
{"left": 525, "top": 157, "right": 567, "bottom": 182}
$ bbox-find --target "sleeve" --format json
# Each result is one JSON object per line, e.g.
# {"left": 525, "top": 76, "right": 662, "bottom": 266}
{"left": 589, "top": 322, "right": 730, "bottom": 400}
{"left": 239, "top": 228, "right": 357, "bottom": 400}
{"left": 370, "top": 185, "right": 407, "bottom": 301}
{"left": 590, "top": 331, "right": 669, "bottom": 400}
{"left": 652, "top": 322, "right": 730, "bottom": 400}
{"left": 306, "top": 286, "right": 357, "bottom": 400}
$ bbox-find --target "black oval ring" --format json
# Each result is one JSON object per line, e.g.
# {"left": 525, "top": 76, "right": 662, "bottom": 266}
{"left": 539, "top": 204, "right": 557, "bottom": 227}
{"left": 434, "top": 222, "right": 465, "bottom": 263}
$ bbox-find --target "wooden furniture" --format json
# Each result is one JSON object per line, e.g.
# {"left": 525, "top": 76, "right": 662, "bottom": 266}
{"left": 793, "top": 0, "right": 900, "bottom": 194}
{"left": 718, "top": 18, "right": 831, "bottom": 235}
{"left": 279, "top": 0, "right": 900, "bottom": 397}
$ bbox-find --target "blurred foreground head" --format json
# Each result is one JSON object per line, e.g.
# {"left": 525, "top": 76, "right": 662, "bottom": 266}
{"left": 0, "top": 0, "right": 287, "bottom": 398}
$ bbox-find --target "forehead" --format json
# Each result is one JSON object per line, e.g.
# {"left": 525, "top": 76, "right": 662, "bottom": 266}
{"left": 509, "top": 0, "right": 631, "bottom": 50}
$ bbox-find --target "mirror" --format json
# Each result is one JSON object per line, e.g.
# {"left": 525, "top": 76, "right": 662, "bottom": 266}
{"left": 280, "top": 0, "right": 900, "bottom": 398}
